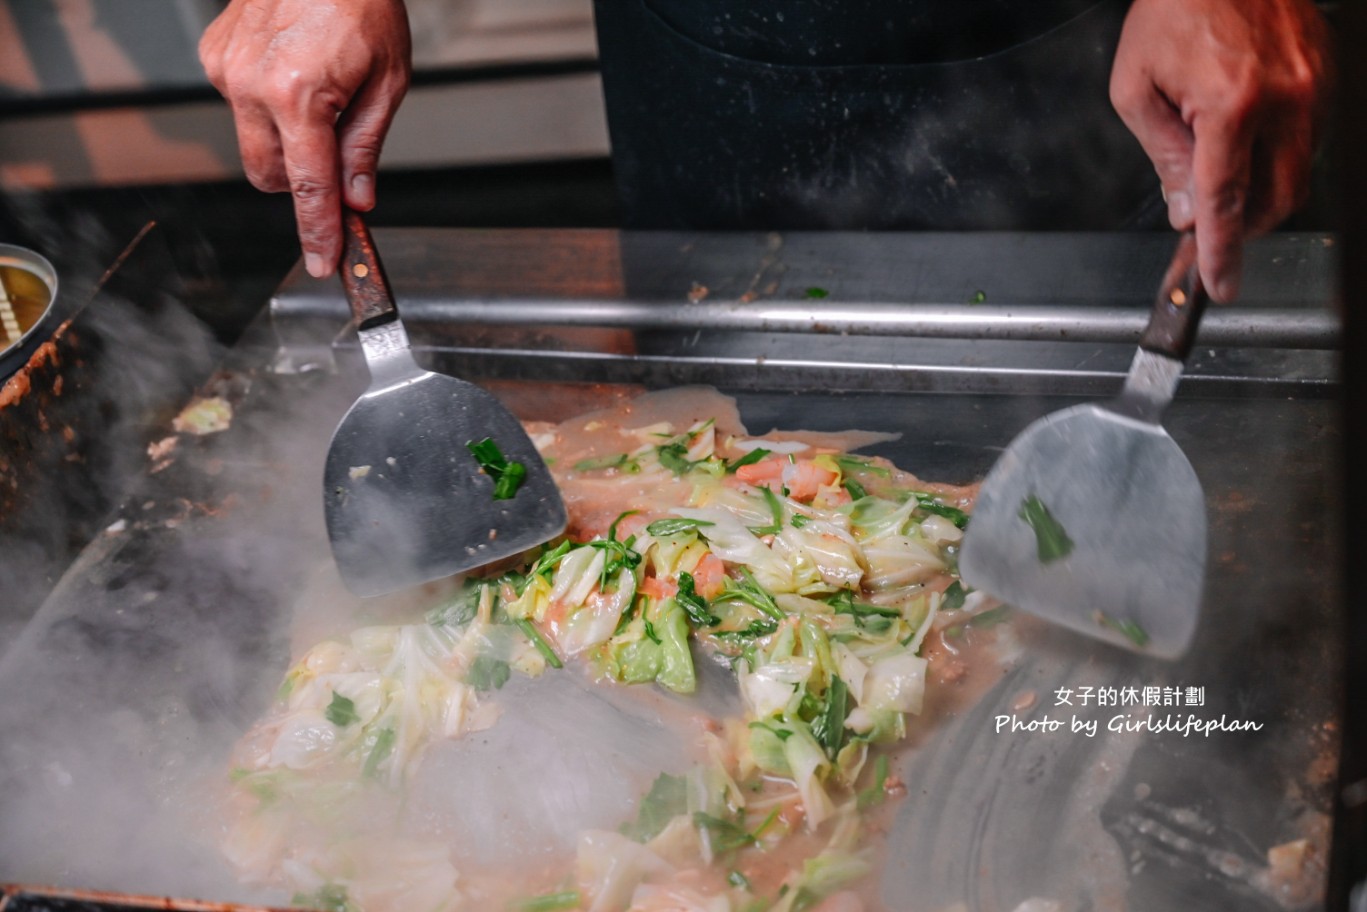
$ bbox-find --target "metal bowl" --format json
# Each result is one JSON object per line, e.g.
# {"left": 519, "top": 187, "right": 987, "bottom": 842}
{"left": 0, "top": 244, "right": 59, "bottom": 384}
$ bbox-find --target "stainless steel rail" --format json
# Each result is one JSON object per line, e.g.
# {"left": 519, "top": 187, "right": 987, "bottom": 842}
{"left": 359, "top": 297, "right": 1340, "bottom": 349}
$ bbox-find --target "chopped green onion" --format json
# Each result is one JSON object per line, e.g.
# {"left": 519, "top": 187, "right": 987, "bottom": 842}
{"left": 748, "top": 485, "right": 785, "bottom": 536}
{"left": 834, "top": 455, "right": 891, "bottom": 478}
{"left": 324, "top": 691, "right": 360, "bottom": 727}
{"left": 517, "top": 618, "right": 563, "bottom": 669}
{"left": 843, "top": 478, "right": 868, "bottom": 500}
{"left": 292, "top": 884, "right": 353, "bottom": 912}
{"left": 726, "top": 448, "right": 771, "bottom": 473}
{"left": 362, "top": 727, "right": 396, "bottom": 779}
{"left": 512, "top": 891, "right": 582, "bottom": 912}
{"left": 607, "top": 510, "right": 639, "bottom": 541}
{"left": 1095, "top": 611, "right": 1151, "bottom": 647}
{"left": 790, "top": 513, "right": 810, "bottom": 528}
{"left": 574, "top": 453, "right": 639, "bottom": 473}
{"left": 969, "top": 289, "right": 987, "bottom": 304}
{"left": 750, "top": 807, "right": 781, "bottom": 839}
{"left": 804, "top": 286, "right": 830, "bottom": 299}
{"left": 727, "top": 870, "right": 752, "bottom": 890}
{"left": 857, "top": 754, "right": 891, "bottom": 809}
{"left": 466, "top": 437, "right": 528, "bottom": 500}
{"left": 643, "top": 619, "right": 662, "bottom": 644}
{"left": 645, "top": 517, "right": 715, "bottom": 537}
{"left": 1017, "top": 494, "right": 1074, "bottom": 563}
{"left": 747, "top": 720, "right": 794, "bottom": 741}
{"left": 941, "top": 580, "right": 968, "bottom": 611}
{"left": 914, "top": 493, "right": 970, "bottom": 529}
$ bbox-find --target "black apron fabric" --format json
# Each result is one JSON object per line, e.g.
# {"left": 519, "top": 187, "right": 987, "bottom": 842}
{"left": 593, "top": 0, "right": 1163, "bottom": 231}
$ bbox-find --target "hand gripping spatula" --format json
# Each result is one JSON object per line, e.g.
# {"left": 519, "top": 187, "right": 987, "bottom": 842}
{"left": 324, "top": 210, "right": 567, "bottom": 597}
{"left": 959, "top": 233, "right": 1208, "bottom": 659}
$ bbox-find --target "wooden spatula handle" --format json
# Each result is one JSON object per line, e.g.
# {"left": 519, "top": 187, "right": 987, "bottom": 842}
{"left": 340, "top": 208, "right": 398, "bottom": 329}
{"left": 1139, "top": 232, "right": 1209, "bottom": 362}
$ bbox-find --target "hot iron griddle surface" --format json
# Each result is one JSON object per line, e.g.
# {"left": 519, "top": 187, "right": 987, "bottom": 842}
{"left": 0, "top": 230, "right": 1342, "bottom": 912}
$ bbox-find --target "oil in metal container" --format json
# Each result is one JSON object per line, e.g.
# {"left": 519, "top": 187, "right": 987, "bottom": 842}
{"left": 0, "top": 244, "right": 59, "bottom": 382}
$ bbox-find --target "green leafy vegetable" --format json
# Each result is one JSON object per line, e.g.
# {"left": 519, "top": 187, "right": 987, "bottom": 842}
{"left": 790, "top": 513, "right": 810, "bottom": 529}
{"left": 728, "top": 870, "right": 753, "bottom": 890}
{"left": 804, "top": 286, "right": 830, "bottom": 299}
{"left": 727, "top": 448, "right": 771, "bottom": 473}
{"left": 1017, "top": 494, "right": 1074, "bottom": 563}
{"left": 715, "top": 619, "right": 780, "bottom": 641}
{"left": 913, "top": 493, "right": 970, "bottom": 529}
{"left": 643, "top": 619, "right": 662, "bottom": 644}
{"left": 714, "top": 569, "right": 786, "bottom": 621}
{"left": 677, "top": 571, "right": 720, "bottom": 628}
{"left": 292, "top": 883, "right": 354, "bottom": 912}
{"left": 829, "top": 590, "right": 900, "bottom": 628}
{"left": 656, "top": 442, "right": 696, "bottom": 475}
{"left": 941, "top": 580, "right": 968, "bottom": 611}
{"left": 467, "top": 655, "right": 511, "bottom": 691}
{"left": 693, "top": 812, "right": 757, "bottom": 853}
{"left": 834, "top": 455, "right": 890, "bottom": 478}
{"left": 811, "top": 675, "right": 850, "bottom": 759}
{"left": 574, "top": 453, "right": 640, "bottom": 473}
{"left": 324, "top": 691, "right": 360, "bottom": 727}
{"left": 517, "top": 618, "right": 563, "bottom": 669}
{"left": 968, "top": 605, "right": 1011, "bottom": 628}
{"left": 645, "top": 517, "right": 715, "bottom": 537}
{"left": 1095, "top": 611, "right": 1151, "bottom": 647}
{"left": 747, "top": 485, "right": 785, "bottom": 536}
{"left": 466, "top": 437, "right": 527, "bottom": 500}
{"left": 856, "top": 754, "right": 890, "bottom": 809}
{"left": 362, "top": 727, "right": 396, "bottom": 779}
{"left": 843, "top": 478, "right": 868, "bottom": 500}
{"left": 426, "top": 580, "right": 484, "bottom": 627}
{"left": 621, "top": 772, "right": 688, "bottom": 842}
{"left": 523, "top": 540, "right": 573, "bottom": 593}
{"left": 513, "top": 891, "right": 582, "bottom": 912}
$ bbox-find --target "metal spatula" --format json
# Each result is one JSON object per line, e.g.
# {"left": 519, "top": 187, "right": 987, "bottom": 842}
{"left": 959, "top": 234, "right": 1208, "bottom": 659}
{"left": 324, "top": 210, "right": 567, "bottom": 597}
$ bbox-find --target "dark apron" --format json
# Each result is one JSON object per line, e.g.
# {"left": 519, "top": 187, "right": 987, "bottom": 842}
{"left": 593, "top": 0, "right": 1163, "bottom": 230}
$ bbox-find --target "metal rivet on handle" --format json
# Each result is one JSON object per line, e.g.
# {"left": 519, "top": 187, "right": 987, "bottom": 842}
{"left": 353, "top": 263, "right": 369, "bottom": 278}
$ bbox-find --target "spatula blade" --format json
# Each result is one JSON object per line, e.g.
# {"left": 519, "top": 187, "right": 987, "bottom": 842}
{"left": 324, "top": 372, "right": 567, "bottom": 598}
{"left": 959, "top": 403, "right": 1205, "bottom": 658}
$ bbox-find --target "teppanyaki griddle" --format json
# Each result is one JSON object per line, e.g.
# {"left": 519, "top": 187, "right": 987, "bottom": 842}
{"left": 0, "top": 230, "right": 1343, "bottom": 912}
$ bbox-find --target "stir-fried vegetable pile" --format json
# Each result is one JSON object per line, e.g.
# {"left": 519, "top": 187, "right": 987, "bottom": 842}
{"left": 225, "top": 399, "right": 995, "bottom": 912}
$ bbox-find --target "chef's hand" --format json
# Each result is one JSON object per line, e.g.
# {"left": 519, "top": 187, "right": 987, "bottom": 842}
{"left": 1109, "top": 0, "right": 1329, "bottom": 302}
{"left": 199, "top": 0, "right": 412, "bottom": 278}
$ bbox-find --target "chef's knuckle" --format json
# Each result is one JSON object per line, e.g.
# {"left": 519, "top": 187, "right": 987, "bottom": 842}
{"left": 261, "top": 74, "right": 305, "bottom": 113}
{"left": 1207, "top": 182, "right": 1247, "bottom": 223}
{"left": 1108, "top": 74, "right": 1144, "bottom": 119}
{"left": 289, "top": 177, "right": 332, "bottom": 207}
